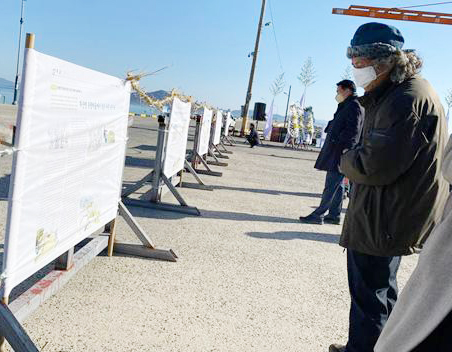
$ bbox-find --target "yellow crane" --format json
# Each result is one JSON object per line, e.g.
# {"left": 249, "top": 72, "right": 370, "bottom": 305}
{"left": 332, "top": 4, "right": 452, "bottom": 25}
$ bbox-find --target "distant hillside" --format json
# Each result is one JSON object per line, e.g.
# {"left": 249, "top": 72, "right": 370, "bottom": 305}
{"left": 0, "top": 78, "right": 13, "bottom": 89}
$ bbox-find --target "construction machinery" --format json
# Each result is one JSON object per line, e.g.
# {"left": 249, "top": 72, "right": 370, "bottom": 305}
{"left": 332, "top": 4, "right": 452, "bottom": 25}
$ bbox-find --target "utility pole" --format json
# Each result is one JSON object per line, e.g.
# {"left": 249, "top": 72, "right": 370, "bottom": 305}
{"left": 240, "top": 0, "right": 266, "bottom": 136}
{"left": 280, "top": 85, "right": 291, "bottom": 142}
{"left": 283, "top": 85, "right": 291, "bottom": 129}
{"left": 12, "top": 0, "right": 26, "bottom": 105}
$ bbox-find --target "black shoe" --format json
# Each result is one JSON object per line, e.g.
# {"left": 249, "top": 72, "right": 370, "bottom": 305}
{"left": 329, "top": 344, "right": 346, "bottom": 352}
{"left": 324, "top": 216, "right": 341, "bottom": 225}
{"left": 299, "top": 214, "right": 324, "bottom": 225}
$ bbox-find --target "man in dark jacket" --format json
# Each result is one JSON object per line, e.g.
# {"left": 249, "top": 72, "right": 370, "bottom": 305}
{"left": 329, "top": 23, "right": 449, "bottom": 352}
{"left": 300, "top": 80, "right": 363, "bottom": 225}
{"left": 246, "top": 123, "right": 260, "bottom": 148}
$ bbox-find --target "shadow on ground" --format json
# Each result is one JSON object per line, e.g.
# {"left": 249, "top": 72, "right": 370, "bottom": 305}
{"left": 255, "top": 142, "right": 319, "bottom": 154}
{"left": 212, "top": 184, "right": 322, "bottom": 198}
{"left": 0, "top": 174, "right": 10, "bottom": 198}
{"left": 245, "top": 231, "right": 340, "bottom": 244}
{"left": 129, "top": 125, "right": 158, "bottom": 132}
{"left": 125, "top": 156, "right": 156, "bottom": 169}
{"left": 132, "top": 144, "right": 157, "bottom": 152}
{"left": 262, "top": 153, "right": 317, "bottom": 162}
{"left": 126, "top": 204, "right": 301, "bottom": 224}
{"left": 310, "top": 206, "right": 348, "bottom": 214}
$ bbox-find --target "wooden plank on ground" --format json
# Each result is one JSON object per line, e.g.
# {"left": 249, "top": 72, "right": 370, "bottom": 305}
{"left": 114, "top": 243, "right": 177, "bottom": 262}
{"left": 9, "top": 235, "right": 109, "bottom": 323}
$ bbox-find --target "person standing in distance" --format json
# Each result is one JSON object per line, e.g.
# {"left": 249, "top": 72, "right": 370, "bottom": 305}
{"left": 300, "top": 80, "right": 363, "bottom": 225}
{"left": 329, "top": 22, "right": 449, "bottom": 352}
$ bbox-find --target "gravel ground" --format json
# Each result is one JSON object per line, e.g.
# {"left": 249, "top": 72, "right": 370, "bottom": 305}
{"left": 0, "top": 117, "right": 418, "bottom": 351}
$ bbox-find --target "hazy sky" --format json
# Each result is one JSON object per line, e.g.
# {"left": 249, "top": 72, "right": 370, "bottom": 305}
{"left": 1, "top": 1, "right": 452, "bottom": 121}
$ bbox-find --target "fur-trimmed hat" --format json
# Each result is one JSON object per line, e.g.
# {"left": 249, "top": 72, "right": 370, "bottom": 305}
{"left": 347, "top": 22, "right": 405, "bottom": 59}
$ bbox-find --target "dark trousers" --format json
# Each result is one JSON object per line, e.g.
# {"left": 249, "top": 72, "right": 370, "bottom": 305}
{"left": 312, "top": 170, "right": 344, "bottom": 218}
{"left": 412, "top": 310, "right": 452, "bottom": 351}
{"left": 346, "top": 249, "right": 401, "bottom": 352}
{"left": 246, "top": 135, "right": 259, "bottom": 147}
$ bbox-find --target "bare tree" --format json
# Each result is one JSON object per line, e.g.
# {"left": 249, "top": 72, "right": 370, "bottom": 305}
{"left": 297, "top": 58, "right": 316, "bottom": 108}
{"left": 342, "top": 66, "right": 352, "bottom": 80}
{"left": 298, "top": 57, "right": 316, "bottom": 88}
{"left": 270, "top": 73, "right": 285, "bottom": 97}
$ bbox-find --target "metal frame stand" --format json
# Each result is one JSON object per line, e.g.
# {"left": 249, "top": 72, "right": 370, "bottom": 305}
{"left": 182, "top": 159, "right": 214, "bottom": 190}
{"left": 211, "top": 143, "right": 229, "bottom": 159}
{"left": 0, "top": 302, "right": 38, "bottom": 351}
{"left": 207, "top": 147, "right": 228, "bottom": 167}
{"left": 221, "top": 134, "right": 235, "bottom": 147}
{"left": 113, "top": 201, "right": 178, "bottom": 261}
{"left": 122, "top": 115, "right": 201, "bottom": 216}
{"left": 179, "top": 114, "right": 215, "bottom": 189}
{"left": 190, "top": 150, "right": 222, "bottom": 177}
{"left": 219, "top": 139, "right": 233, "bottom": 154}
{"left": 121, "top": 170, "right": 155, "bottom": 198}
{"left": 188, "top": 115, "right": 223, "bottom": 177}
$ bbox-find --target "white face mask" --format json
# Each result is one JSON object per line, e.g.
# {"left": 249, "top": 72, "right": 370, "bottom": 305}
{"left": 352, "top": 66, "right": 377, "bottom": 89}
{"left": 335, "top": 93, "right": 345, "bottom": 103}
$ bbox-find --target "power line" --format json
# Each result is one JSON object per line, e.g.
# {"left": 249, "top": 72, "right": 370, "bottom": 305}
{"left": 268, "top": 0, "right": 284, "bottom": 72}
{"left": 397, "top": 1, "right": 452, "bottom": 9}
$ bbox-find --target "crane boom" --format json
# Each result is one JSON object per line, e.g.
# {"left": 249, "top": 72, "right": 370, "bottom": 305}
{"left": 332, "top": 5, "right": 452, "bottom": 25}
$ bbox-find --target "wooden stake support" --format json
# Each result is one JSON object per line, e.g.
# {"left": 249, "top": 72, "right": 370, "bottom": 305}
{"left": 55, "top": 247, "right": 74, "bottom": 271}
{"left": 106, "top": 218, "right": 117, "bottom": 257}
{"left": 25, "top": 33, "right": 35, "bottom": 50}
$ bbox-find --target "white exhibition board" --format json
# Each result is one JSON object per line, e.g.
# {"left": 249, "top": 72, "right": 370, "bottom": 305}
{"left": 163, "top": 97, "right": 192, "bottom": 178}
{"left": 197, "top": 108, "right": 212, "bottom": 156}
{"left": 2, "top": 48, "right": 131, "bottom": 296}
{"left": 224, "top": 112, "right": 233, "bottom": 136}
{"left": 212, "top": 110, "right": 223, "bottom": 145}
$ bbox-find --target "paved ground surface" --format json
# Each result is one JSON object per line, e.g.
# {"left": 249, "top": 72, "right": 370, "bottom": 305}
{"left": 0, "top": 117, "right": 418, "bottom": 351}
